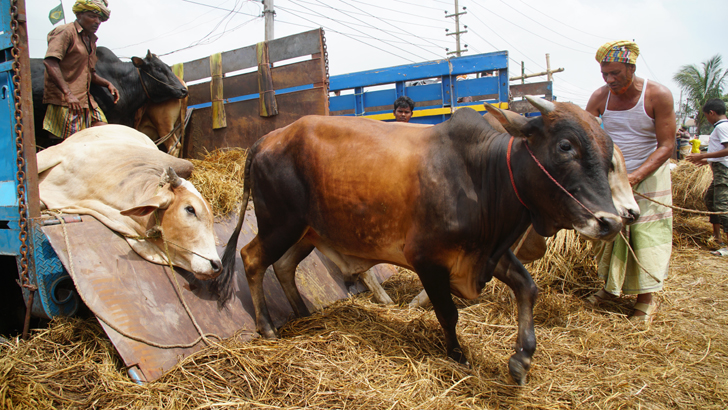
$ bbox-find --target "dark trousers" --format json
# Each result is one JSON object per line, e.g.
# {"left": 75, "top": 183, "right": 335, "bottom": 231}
{"left": 705, "top": 162, "right": 728, "bottom": 232}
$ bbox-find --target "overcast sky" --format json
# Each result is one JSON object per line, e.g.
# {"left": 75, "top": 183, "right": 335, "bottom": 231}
{"left": 26, "top": 0, "right": 728, "bottom": 111}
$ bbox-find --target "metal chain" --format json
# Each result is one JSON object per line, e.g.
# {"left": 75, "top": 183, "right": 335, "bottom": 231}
{"left": 10, "top": 0, "right": 37, "bottom": 339}
{"left": 321, "top": 29, "right": 330, "bottom": 109}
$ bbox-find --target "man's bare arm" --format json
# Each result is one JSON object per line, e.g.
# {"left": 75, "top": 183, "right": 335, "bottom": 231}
{"left": 44, "top": 57, "right": 82, "bottom": 112}
{"left": 585, "top": 87, "right": 607, "bottom": 117}
{"left": 91, "top": 73, "right": 119, "bottom": 104}
{"left": 629, "top": 84, "right": 676, "bottom": 185}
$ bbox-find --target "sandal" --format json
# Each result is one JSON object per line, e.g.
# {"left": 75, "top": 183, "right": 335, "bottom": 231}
{"left": 585, "top": 289, "right": 612, "bottom": 306}
{"left": 711, "top": 247, "right": 728, "bottom": 256}
{"left": 629, "top": 302, "right": 658, "bottom": 323}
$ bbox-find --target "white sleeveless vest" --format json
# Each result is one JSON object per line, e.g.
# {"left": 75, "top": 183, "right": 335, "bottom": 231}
{"left": 602, "top": 79, "right": 656, "bottom": 173}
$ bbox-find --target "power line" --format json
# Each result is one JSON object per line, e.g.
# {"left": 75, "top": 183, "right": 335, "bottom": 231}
{"left": 333, "top": 0, "right": 449, "bottom": 23}
{"left": 494, "top": 0, "right": 595, "bottom": 51}
{"left": 338, "top": 0, "right": 446, "bottom": 57}
{"left": 514, "top": 0, "right": 613, "bottom": 42}
{"left": 284, "top": 0, "right": 434, "bottom": 60}
{"left": 467, "top": 12, "right": 545, "bottom": 71}
{"left": 470, "top": 2, "right": 591, "bottom": 55}
{"left": 276, "top": 5, "right": 418, "bottom": 63}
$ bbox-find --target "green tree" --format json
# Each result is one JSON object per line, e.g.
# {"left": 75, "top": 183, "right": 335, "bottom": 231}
{"left": 673, "top": 54, "right": 727, "bottom": 134}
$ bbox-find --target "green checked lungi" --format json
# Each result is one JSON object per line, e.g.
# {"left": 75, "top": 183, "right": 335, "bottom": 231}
{"left": 594, "top": 162, "right": 673, "bottom": 296}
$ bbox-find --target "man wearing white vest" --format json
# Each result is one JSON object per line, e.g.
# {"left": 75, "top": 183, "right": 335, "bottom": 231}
{"left": 585, "top": 40, "right": 676, "bottom": 323}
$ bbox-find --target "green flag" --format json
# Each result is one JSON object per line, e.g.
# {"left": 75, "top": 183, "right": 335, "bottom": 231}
{"left": 49, "top": 3, "right": 64, "bottom": 25}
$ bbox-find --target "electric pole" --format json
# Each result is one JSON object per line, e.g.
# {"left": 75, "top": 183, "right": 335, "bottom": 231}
{"left": 263, "top": 0, "right": 275, "bottom": 41}
{"left": 445, "top": 1, "right": 467, "bottom": 57}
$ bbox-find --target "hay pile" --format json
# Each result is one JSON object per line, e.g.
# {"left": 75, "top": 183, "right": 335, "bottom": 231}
{"left": 188, "top": 148, "right": 248, "bottom": 218}
{"left": 671, "top": 160, "right": 713, "bottom": 212}
{"left": 2, "top": 243, "right": 727, "bottom": 409}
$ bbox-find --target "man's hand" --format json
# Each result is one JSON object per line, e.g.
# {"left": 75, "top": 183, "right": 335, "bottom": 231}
{"left": 686, "top": 153, "right": 708, "bottom": 166}
{"left": 627, "top": 173, "right": 642, "bottom": 187}
{"left": 65, "top": 91, "right": 82, "bottom": 112}
{"left": 108, "top": 83, "right": 120, "bottom": 104}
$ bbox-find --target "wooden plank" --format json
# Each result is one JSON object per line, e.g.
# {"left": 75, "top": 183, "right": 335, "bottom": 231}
{"left": 187, "top": 58, "right": 325, "bottom": 106}
{"left": 183, "top": 29, "right": 323, "bottom": 83}
{"left": 510, "top": 81, "right": 553, "bottom": 99}
{"left": 43, "top": 214, "right": 396, "bottom": 381}
{"left": 510, "top": 99, "right": 539, "bottom": 114}
{"left": 184, "top": 87, "right": 328, "bottom": 157}
{"left": 210, "top": 53, "right": 226, "bottom": 129}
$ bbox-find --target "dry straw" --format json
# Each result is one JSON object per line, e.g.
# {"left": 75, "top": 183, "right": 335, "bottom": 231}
{"left": 188, "top": 148, "right": 248, "bottom": 218}
{"left": 2, "top": 158, "right": 727, "bottom": 409}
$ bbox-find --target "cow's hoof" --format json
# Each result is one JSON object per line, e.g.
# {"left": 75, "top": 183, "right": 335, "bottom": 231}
{"left": 258, "top": 328, "right": 278, "bottom": 339}
{"left": 448, "top": 347, "right": 469, "bottom": 366}
{"left": 508, "top": 354, "right": 530, "bottom": 386}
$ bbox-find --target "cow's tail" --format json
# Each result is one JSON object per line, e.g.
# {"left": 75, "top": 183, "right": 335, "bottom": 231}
{"left": 210, "top": 144, "right": 257, "bottom": 307}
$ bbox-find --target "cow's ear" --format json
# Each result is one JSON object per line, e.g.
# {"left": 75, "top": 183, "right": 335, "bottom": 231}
{"left": 132, "top": 56, "right": 146, "bottom": 68}
{"left": 483, "top": 102, "right": 530, "bottom": 138}
{"left": 120, "top": 190, "right": 175, "bottom": 216}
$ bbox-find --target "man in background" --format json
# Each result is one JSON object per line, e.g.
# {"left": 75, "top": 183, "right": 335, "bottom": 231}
{"left": 393, "top": 96, "right": 414, "bottom": 123}
{"left": 585, "top": 40, "right": 676, "bottom": 323}
{"left": 43, "top": 0, "right": 119, "bottom": 140}
{"left": 686, "top": 99, "right": 728, "bottom": 255}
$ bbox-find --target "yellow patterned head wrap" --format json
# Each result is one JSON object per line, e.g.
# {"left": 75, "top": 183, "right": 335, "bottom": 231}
{"left": 72, "top": 0, "right": 111, "bottom": 22}
{"left": 595, "top": 40, "right": 639, "bottom": 65}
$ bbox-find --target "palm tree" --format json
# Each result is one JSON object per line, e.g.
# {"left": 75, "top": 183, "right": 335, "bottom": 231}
{"left": 673, "top": 54, "right": 728, "bottom": 134}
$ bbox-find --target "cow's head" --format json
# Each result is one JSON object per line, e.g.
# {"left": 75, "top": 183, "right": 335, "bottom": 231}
{"left": 120, "top": 168, "right": 222, "bottom": 280}
{"left": 132, "top": 50, "right": 188, "bottom": 103}
{"left": 485, "top": 96, "right": 624, "bottom": 241}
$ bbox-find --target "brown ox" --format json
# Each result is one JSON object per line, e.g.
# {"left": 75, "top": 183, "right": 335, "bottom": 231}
{"left": 37, "top": 125, "right": 222, "bottom": 279}
{"left": 213, "top": 97, "right": 625, "bottom": 385}
{"left": 135, "top": 76, "right": 188, "bottom": 157}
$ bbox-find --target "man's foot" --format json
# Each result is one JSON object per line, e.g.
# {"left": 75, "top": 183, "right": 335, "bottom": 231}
{"left": 629, "top": 301, "right": 658, "bottom": 323}
{"left": 585, "top": 289, "right": 615, "bottom": 306}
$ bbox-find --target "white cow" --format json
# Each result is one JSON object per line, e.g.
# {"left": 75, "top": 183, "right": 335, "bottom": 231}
{"left": 36, "top": 125, "right": 222, "bottom": 280}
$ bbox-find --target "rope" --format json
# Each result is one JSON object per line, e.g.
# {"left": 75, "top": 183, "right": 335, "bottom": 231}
{"left": 633, "top": 191, "right": 728, "bottom": 215}
{"left": 507, "top": 136, "right": 528, "bottom": 209}
{"left": 45, "top": 210, "right": 225, "bottom": 349}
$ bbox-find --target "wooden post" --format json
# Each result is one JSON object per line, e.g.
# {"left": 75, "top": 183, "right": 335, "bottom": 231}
{"left": 546, "top": 53, "right": 553, "bottom": 81}
{"left": 209, "top": 53, "right": 227, "bottom": 129}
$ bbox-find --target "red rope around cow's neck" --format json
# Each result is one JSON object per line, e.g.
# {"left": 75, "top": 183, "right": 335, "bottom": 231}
{"left": 507, "top": 136, "right": 529, "bottom": 209}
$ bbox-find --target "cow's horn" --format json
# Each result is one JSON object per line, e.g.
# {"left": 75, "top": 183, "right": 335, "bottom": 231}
{"left": 146, "top": 49, "right": 153, "bottom": 60}
{"left": 167, "top": 167, "right": 183, "bottom": 188}
{"left": 525, "top": 95, "right": 556, "bottom": 115}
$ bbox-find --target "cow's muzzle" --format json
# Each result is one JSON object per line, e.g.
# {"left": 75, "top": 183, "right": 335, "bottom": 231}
{"left": 573, "top": 211, "right": 623, "bottom": 241}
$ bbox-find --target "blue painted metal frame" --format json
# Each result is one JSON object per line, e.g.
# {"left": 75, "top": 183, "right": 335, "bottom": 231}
{"left": 0, "top": 0, "right": 76, "bottom": 319}
{"left": 329, "top": 51, "right": 509, "bottom": 124}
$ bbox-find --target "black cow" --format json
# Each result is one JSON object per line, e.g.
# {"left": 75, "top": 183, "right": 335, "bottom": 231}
{"left": 212, "top": 96, "right": 624, "bottom": 385}
{"left": 31, "top": 47, "right": 187, "bottom": 147}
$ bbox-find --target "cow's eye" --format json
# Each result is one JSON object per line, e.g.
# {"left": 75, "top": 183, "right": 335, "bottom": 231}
{"left": 185, "top": 205, "right": 196, "bottom": 216}
{"left": 558, "top": 140, "right": 572, "bottom": 152}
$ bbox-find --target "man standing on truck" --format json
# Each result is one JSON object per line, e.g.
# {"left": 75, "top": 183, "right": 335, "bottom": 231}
{"left": 42, "top": 0, "right": 119, "bottom": 140}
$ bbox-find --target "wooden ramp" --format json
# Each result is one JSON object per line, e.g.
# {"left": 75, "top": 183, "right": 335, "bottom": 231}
{"left": 42, "top": 211, "right": 396, "bottom": 382}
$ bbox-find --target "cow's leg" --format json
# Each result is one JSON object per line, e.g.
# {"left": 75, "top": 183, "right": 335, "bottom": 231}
{"left": 414, "top": 264, "right": 466, "bottom": 365}
{"left": 493, "top": 250, "right": 538, "bottom": 385}
{"left": 240, "top": 236, "right": 279, "bottom": 339}
{"left": 272, "top": 240, "right": 315, "bottom": 318}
